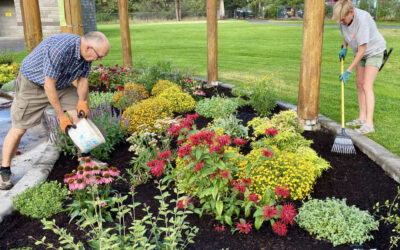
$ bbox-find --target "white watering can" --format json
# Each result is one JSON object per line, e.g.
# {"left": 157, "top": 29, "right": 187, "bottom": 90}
{"left": 67, "top": 118, "right": 105, "bottom": 153}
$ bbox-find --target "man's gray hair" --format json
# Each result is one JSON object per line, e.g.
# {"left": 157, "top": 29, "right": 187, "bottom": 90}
{"left": 83, "top": 31, "right": 109, "bottom": 46}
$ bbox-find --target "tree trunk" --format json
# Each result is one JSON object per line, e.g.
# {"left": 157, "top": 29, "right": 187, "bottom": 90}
{"left": 178, "top": 0, "right": 182, "bottom": 21}
{"left": 219, "top": 0, "right": 225, "bottom": 19}
{"left": 175, "top": 0, "right": 180, "bottom": 21}
{"left": 258, "top": 0, "right": 262, "bottom": 17}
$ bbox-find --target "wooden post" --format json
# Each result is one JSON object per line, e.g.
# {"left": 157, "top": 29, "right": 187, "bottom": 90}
{"left": 118, "top": 0, "right": 132, "bottom": 66}
{"left": 207, "top": 0, "right": 218, "bottom": 85}
{"left": 297, "top": 0, "right": 325, "bottom": 130}
{"left": 61, "top": 0, "right": 84, "bottom": 36}
{"left": 20, "top": 0, "right": 43, "bottom": 52}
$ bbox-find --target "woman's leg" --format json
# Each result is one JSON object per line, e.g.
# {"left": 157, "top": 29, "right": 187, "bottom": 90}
{"left": 362, "top": 66, "right": 379, "bottom": 127}
{"left": 355, "top": 66, "right": 366, "bottom": 121}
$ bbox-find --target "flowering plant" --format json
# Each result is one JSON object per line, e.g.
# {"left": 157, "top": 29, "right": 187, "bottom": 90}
{"left": 179, "top": 78, "right": 205, "bottom": 101}
{"left": 89, "top": 64, "right": 133, "bottom": 91}
{"left": 64, "top": 158, "right": 120, "bottom": 222}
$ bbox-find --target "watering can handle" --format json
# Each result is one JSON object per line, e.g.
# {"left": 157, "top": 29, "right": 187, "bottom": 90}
{"left": 78, "top": 110, "right": 86, "bottom": 118}
{"left": 65, "top": 124, "right": 76, "bottom": 136}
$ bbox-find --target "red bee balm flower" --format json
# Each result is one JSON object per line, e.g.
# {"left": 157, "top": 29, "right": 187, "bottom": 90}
{"left": 272, "top": 220, "right": 288, "bottom": 236}
{"left": 157, "top": 150, "right": 171, "bottom": 160}
{"left": 248, "top": 193, "right": 259, "bottom": 203}
{"left": 215, "top": 224, "right": 226, "bottom": 232}
{"left": 177, "top": 197, "right": 190, "bottom": 209}
{"left": 263, "top": 205, "right": 278, "bottom": 219}
{"left": 280, "top": 203, "right": 297, "bottom": 225}
{"left": 275, "top": 186, "right": 290, "bottom": 198}
{"left": 233, "top": 138, "right": 247, "bottom": 146}
{"left": 194, "top": 162, "right": 204, "bottom": 172}
{"left": 150, "top": 164, "right": 164, "bottom": 177}
{"left": 236, "top": 220, "right": 252, "bottom": 234}
{"left": 265, "top": 128, "right": 278, "bottom": 136}
{"left": 262, "top": 149, "right": 274, "bottom": 158}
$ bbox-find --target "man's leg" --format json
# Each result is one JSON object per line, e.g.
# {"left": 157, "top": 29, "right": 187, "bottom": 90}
{"left": 362, "top": 66, "right": 379, "bottom": 127}
{"left": 1, "top": 128, "right": 26, "bottom": 190}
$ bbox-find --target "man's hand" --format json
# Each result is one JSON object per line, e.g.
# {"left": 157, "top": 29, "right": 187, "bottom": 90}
{"left": 77, "top": 100, "right": 89, "bottom": 118}
{"left": 339, "top": 70, "right": 352, "bottom": 84}
{"left": 58, "top": 113, "right": 72, "bottom": 134}
{"left": 339, "top": 47, "right": 347, "bottom": 61}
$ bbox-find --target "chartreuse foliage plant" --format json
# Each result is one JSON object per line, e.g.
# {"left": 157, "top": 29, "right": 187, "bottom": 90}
{"left": 296, "top": 198, "right": 379, "bottom": 247}
{"left": 0, "top": 62, "right": 20, "bottom": 85}
{"left": 13, "top": 181, "right": 68, "bottom": 219}
{"left": 158, "top": 86, "right": 196, "bottom": 114}
{"left": 374, "top": 186, "right": 400, "bottom": 249}
{"left": 122, "top": 97, "right": 173, "bottom": 134}
{"left": 113, "top": 82, "right": 149, "bottom": 110}
{"left": 151, "top": 114, "right": 297, "bottom": 236}
{"left": 207, "top": 114, "right": 249, "bottom": 139}
{"left": 245, "top": 75, "right": 277, "bottom": 117}
{"left": 195, "top": 96, "right": 239, "bottom": 119}
{"left": 35, "top": 179, "right": 198, "bottom": 249}
{"left": 89, "top": 91, "right": 115, "bottom": 108}
{"left": 151, "top": 79, "right": 181, "bottom": 96}
{"left": 1, "top": 79, "right": 15, "bottom": 92}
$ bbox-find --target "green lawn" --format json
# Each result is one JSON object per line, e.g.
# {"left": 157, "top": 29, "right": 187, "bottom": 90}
{"left": 13, "top": 20, "right": 400, "bottom": 156}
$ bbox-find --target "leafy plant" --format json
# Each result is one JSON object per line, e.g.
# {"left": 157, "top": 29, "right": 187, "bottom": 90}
{"left": 158, "top": 86, "right": 196, "bottom": 114}
{"left": 0, "top": 48, "right": 15, "bottom": 65}
{"left": 112, "top": 82, "right": 149, "bottom": 110}
{"left": 195, "top": 96, "right": 239, "bottom": 119}
{"left": 151, "top": 79, "right": 181, "bottom": 96}
{"left": 1, "top": 79, "right": 15, "bottom": 92}
{"left": 0, "top": 63, "right": 20, "bottom": 85}
{"left": 36, "top": 179, "right": 198, "bottom": 249}
{"left": 178, "top": 78, "right": 206, "bottom": 102}
{"left": 208, "top": 114, "right": 249, "bottom": 139}
{"left": 13, "top": 181, "right": 68, "bottom": 219}
{"left": 91, "top": 64, "right": 134, "bottom": 91}
{"left": 89, "top": 91, "right": 115, "bottom": 108}
{"left": 374, "top": 186, "right": 400, "bottom": 249}
{"left": 246, "top": 75, "right": 276, "bottom": 117}
{"left": 296, "top": 198, "right": 379, "bottom": 246}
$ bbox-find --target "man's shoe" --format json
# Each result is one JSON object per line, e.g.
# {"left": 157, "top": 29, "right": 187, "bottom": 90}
{"left": 0, "top": 169, "right": 13, "bottom": 190}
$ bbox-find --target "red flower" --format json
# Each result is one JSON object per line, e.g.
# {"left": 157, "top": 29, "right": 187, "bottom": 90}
{"left": 272, "top": 220, "right": 288, "bottom": 236}
{"left": 168, "top": 124, "right": 181, "bottom": 136}
{"left": 216, "top": 135, "right": 231, "bottom": 146}
{"left": 280, "top": 203, "right": 297, "bottom": 225}
{"left": 233, "top": 138, "right": 247, "bottom": 146}
{"left": 275, "top": 186, "right": 290, "bottom": 198}
{"left": 248, "top": 193, "right": 259, "bottom": 203}
{"left": 263, "top": 205, "right": 278, "bottom": 219}
{"left": 178, "top": 144, "right": 192, "bottom": 158}
{"left": 194, "top": 162, "right": 204, "bottom": 172}
{"left": 157, "top": 150, "right": 171, "bottom": 160}
{"left": 189, "top": 133, "right": 202, "bottom": 145}
{"left": 150, "top": 164, "right": 164, "bottom": 177}
{"left": 233, "top": 181, "right": 246, "bottom": 194}
{"left": 265, "top": 128, "right": 278, "bottom": 136}
{"left": 236, "top": 220, "right": 252, "bottom": 234}
{"left": 220, "top": 170, "right": 230, "bottom": 179}
{"left": 242, "top": 178, "right": 252, "bottom": 184}
{"left": 215, "top": 224, "right": 226, "bottom": 232}
{"left": 209, "top": 144, "right": 223, "bottom": 154}
{"left": 262, "top": 149, "right": 274, "bottom": 158}
{"left": 115, "top": 84, "right": 124, "bottom": 91}
{"left": 177, "top": 197, "right": 190, "bottom": 209}
{"left": 147, "top": 159, "right": 159, "bottom": 167}
{"left": 210, "top": 173, "right": 216, "bottom": 180}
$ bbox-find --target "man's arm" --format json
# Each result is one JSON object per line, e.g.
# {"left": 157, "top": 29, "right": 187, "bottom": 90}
{"left": 348, "top": 44, "right": 367, "bottom": 72}
{"left": 76, "top": 77, "right": 89, "bottom": 101}
{"left": 44, "top": 77, "right": 64, "bottom": 116}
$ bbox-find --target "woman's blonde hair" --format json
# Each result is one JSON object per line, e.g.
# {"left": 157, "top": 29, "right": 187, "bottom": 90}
{"left": 332, "top": 0, "right": 353, "bottom": 22}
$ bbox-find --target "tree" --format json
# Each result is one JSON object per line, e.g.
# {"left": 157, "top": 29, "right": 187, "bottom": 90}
{"left": 175, "top": 0, "right": 182, "bottom": 21}
{"left": 219, "top": 0, "right": 225, "bottom": 19}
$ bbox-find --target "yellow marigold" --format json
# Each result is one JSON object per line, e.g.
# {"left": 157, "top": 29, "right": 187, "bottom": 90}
{"left": 158, "top": 86, "right": 196, "bottom": 114}
{"left": 113, "top": 91, "right": 124, "bottom": 103}
{"left": 151, "top": 80, "right": 181, "bottom": 96}
{"left": 124, "top": 82, "right": 149, "bottom": 100}
{"left": 121, "top": 97, "right": 173, "bottom": 134}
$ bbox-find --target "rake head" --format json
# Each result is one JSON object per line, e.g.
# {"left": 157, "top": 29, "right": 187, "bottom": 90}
{"left": 331, "top": 129, "right": 356, "bottom": 154}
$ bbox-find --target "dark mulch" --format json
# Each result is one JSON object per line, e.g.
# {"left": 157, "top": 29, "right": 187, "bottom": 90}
{"left": 0, "top": 86, "right": 397, "bottom": 250}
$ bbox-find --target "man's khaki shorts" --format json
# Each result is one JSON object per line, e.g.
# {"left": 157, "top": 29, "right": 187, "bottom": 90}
{"left": 11, "top": 73, "right": 79, "bottom": 129}
{"left": 357, "top": 52, "right": 384, "bottom": 68}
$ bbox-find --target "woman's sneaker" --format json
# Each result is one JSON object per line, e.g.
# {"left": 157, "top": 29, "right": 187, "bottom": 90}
{"left": 0, "top": 168, "right": 13, "bottom": 190}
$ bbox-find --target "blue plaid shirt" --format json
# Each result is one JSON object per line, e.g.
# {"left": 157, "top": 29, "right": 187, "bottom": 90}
{"left": 20, "top": 33, "right": 91, "bottom": 89}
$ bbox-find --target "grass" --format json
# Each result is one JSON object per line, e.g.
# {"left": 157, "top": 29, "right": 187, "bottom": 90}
{"left": 12, "top": 19, "right": 400, "bottom": 156}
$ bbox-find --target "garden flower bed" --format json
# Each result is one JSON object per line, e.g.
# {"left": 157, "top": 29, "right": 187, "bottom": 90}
{"left": 0, "top": 69, "right": 398, "bottom": 249}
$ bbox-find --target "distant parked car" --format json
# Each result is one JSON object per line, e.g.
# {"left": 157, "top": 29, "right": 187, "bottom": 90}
{"left": 235, "top": 8, "right": 254, "bottom": 19}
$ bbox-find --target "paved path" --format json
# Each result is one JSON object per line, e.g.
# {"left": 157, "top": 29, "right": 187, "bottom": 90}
{"left": 249, "top": 20, "right": 400, "bottom": 28}
{"left": 0, "top": 37, "right": 25, "bottom": 52}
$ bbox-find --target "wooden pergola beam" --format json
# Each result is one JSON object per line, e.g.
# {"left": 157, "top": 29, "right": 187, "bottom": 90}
{"left": 20, "top": 0, "right": 42, "bottom": 52}
{"left": 298, "top": 0, "right": 325, "bottom": 130}
{"left": 60, "top": 0, "right": 84, "bottom": 36}
{"left": 118, "top": 0, "right": 133, "bottom": 67}
{"left": 207, "top": 0, "right": 218, "bottom": 85}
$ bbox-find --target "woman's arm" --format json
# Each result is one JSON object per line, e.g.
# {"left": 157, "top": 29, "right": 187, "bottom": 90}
{"left": 347, "top": 43, "right": 366, "bottom": 72}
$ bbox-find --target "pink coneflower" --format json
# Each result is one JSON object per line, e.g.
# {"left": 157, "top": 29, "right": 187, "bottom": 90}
{"left": 64, "top": 173, "right": 74, "bottom": 184}
{"left": 85, "top": 161, "right": 94, "bottom": 167}
{"left": 263, "top": 205, "right": 278, "bottom": 219}
{"left": 236, "top": 220, "right": 252, "bottom": 234}
{"left": 193, "top": 90, "right": 206, "bottom": 96}
{"left": 92, "top": 165, "right": 100, "bottom": 175}
{"left": 109, "top": 167, "right": 120, "bottom": 176}
{"left": 280, "top": 203, "right": 297, "bottom": 225}
{"left": 272, "top": 220, "right": 288, "bottom": 236}
{"left": 102, "top": 173, "right": 113, "bottom": 184}
{"left": 95, "top": 175, "right": 104, "bottom": 185}
{"left": 262, "top": 149, "right": 274, "bottom": 158}
{"left": 84, "top": 173, "right": 92, "bottom": 185}
{"left": 76, "top": 170, "right": 85, "bottom": 179}
{"left": 275, "top": 186, "right": 290, "bottom": 198}
{"left": 68, "top": 179, "right": 77, "bottom": 191}
{"left": 76, "top": 178, "right": 86, "bottom": 190}
{"left": 101, "top": 167, "right": 110, "bottom": 176}
{"left": 100, "top": 202, "right": 107, "bottom": 207}
{"left": 249, "top": 193, "right": 259, "bottom": 203}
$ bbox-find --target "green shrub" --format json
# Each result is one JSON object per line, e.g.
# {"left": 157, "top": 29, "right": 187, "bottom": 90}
{"left": 158, "top": 86, "right": 196, "bottom": 114}
{"left": 0, "top": 63, "right": 20, "bottom": 85}
{"left": 195, "top": 96, "right": 239, "bottom": 119}
{"left": 296, "top": 198, "right": 379, "bottom": 246}
{"left": 89, "top": 91, "right": 115, "bottom": 108}
{"left": 1, "top": 79, "right": 15, "bottom": 92}
{"left": 208, "top": 114, "right": 249, "bottom": 139}
{"left": 0, "top": 48, "right": 15, "bottom": 65}
{"left": 151, "top": 79, "right": 181, "bottom": 96}
{"left": 13, "top": 181, "right": 68, "bottom": 219}
{"left": 246, "top": 75, "right": 276, "bottom": 117}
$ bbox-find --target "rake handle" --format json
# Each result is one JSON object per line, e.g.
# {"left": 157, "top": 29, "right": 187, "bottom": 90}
{"left": 341, "top": 58, "right": 345, "bottom": 129}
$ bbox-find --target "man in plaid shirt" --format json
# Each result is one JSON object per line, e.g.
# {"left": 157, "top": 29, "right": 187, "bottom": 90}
{"left": 0, "top": 31, "right": 110, "bottom": 190}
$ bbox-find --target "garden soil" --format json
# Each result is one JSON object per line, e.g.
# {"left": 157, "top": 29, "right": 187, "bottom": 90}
{"left": 0, "top": 86, "right": 397, "bottom": 250}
